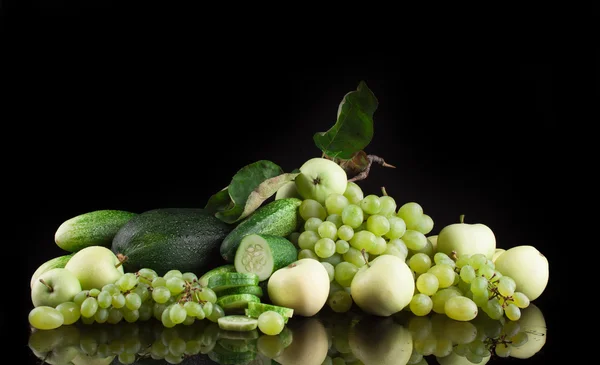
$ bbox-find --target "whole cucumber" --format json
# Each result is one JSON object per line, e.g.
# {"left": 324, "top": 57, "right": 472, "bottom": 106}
{"left": 55, "top": 209, "right": 137, "bottom": 252}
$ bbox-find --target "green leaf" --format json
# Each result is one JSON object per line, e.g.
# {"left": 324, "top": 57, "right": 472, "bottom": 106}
{"left": 206, "top": 160, "right": 284, "bottom": 224}
{"left": 237, "top": 172, "right": 300, "bottom": 222}
{"left": 313, "top": 81, "right": 379, "bottom": 159}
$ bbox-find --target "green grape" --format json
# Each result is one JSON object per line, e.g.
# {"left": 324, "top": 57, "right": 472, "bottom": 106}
{"left": 102, "top": 283, "right": 120, "bottom": 295}
{"left": 132, "top": 283, "right": 150, "bottom": 302}
{"left": 444, "top": 296, "right": 478, "bottom": 321}
{"left": 185, "top": 339, "right": 202, "bottom": 355}
{"left": 495, "top": 343, "right": 511, "bottom": 357}
{"left": 369, "top": 236, "right": 387, "bottom": 255}
{"left": 341, "top": 204, "right": 364, "bottom": 229}
{"left": 321, "top": 252, "right": 343, "bottom": 266}
{"left": 298, "top": 249, "right": 319, "bottom": 260}
{"left": 304, "top": 217, "right": 323, "bottom": 232}
{"left": 326, "top": 193, "right": 350, "bottom": 215}
{"left": 207, "top": 304, "right": 225, "bottom": 322}
{"left": 360, "top": 194, "right": 381, "bottom": 215}
{"left": 334, "top": 262, "right": 359, "bottom": 287}
{"left": 455, "top": 255, "right": 470, "bottom": 268}
{"left": 125, "top": 293, "right": 142, "bottom": 310}
{"left": 434, "top": 252, "right": 455, "bottom": 268}
{"left": 469, "top": 254, "right": 487, "bottom": 269}
{"left": 88, "top": 288, "right": 101, "bottom": 297}
{"left": 402, "top": 229, "right": 427, "bottom": 251}
{"left": 497, "top": 276, "right": 516, "bottom": 297}
{"left": 431, "top": 288, "right": 461, "bottom": 314}
{"left": 168, "top": 304, "right": 187, "bottom": 324}
{"left": 469, "top": 340, "right": 489, "bottom": 357}
{"left": 484, "top": 298, "right": 504, "bottom": 320}
{"left": 387, "top": 238, "right": 408, "bottom": 257}
{"left": 510, "top": 332, "right": 529, "bottom": 347}
{"left": 505, "top": 303, "right": 521, "bottom": 321}
{"left": 433, "top": 337, "right": 454, "bottom": 358}
{"left": 318, "top": 221, "right": 338, "bottom": 240}
{"left": 168, "top": 337, "right": 187, "bottom": 356}
{"left": 408, "top": 349, "right": 423, "bottom": 364}
{"left": 472, "top": 291, "right": 489, "bottom": 307}
{"left": 317, "top": 238, "right": 340, "bottom": 261}
{"left": 410, "top": 293, "right": 433, "bottom": 316}
{"left": 366, "top": 214, "right": 390, "bottom": 236}
{"left": 138, "top": 268, "right": 158, "bottom": 284}
{"left": 337, "top": 225, "right": 354, "bottom": 241}
{"left": 427, "top": 264, "right": 455, "bottom": 288}
{"left": 112, "top": 293, "right": 126, "bottom": 308}
{"left": 343, "top": 247, "right": 368, "bottom": 267}
{"left": 384, "top": 216, "right": 406, "bottom": 239}
{"left": 328, "top": 289, "right": 353, "bottom": 313}
{"left": 166, "top": 277, "right": 186, "bottom": 295}
{"left": 409, "top": 253, "right": 432, "bottom": 274}
{"left": 161, "top": 306, "right": 176, "bottom": 328}
{"left": 414, "top": 214, "right": 434, "bottom": 235}
{"left": 123, "top": 309, "right": 140, "bottom": 323}
{"left": 257, "top": 334, "right": 286, "bottom": 359}
{"left": 152, "top": 277, "right": 167, "bottom": 288}
{"left": 416, "top": 273, "right": 439, "bottom": 296}
{"left": 117, "top": 273, "right": 139, "bottom": 292}
{"left": 202, "top": 301, "right": 213, "bottom": 317}
{"left": 118, "top": 353, "right": 136, "bottom": 365}
{"left": 74, "top": 290, "right": 89, "bottom": 306}
{"left": 466, "top": 352, "right": 484, "bottom": 364}
{"left": 107, "top": 307, "right": 124, "bottom": 324}
{"left": 152, "top": 286, "right": 172, "bottom": 304}
{"left": 138, "top": 301, "right": 154, "bottom": 321}
{"left": 28, "top": 306, "right": 64, "bottom": 330}
{"left": 349, "top": 230, "right": 376, "bottom": 252}
{"left": 321, "top": 262, "right": 335, "bottom": 282}
{"left": 164, "top": 269, "right": 183, "bottom": 280}
{"left": 183, "top": 301, "right": 204, "bottom": 318}
{"left": 378, "top": 195, "right": 397, "bottom": 216}
{"left": 80, "top": 316, "right": 95, "bottom": 325}
{"left": 81, "top": 297, "right": 99, "bottom": 318}
{"left": 298, "top": 230, "right": 320, "bottom": 250}
{"left": 335, "top": 239, "right": 350, "bottom": 254}
{"left": 197, "top": 288, "right": 217, "bottom": 303}
{"left": 479, "top": 264, "right": 495, "bottom": 280}
{"left": 55, "top": 301, "right": 80, "bottom": 325}
{"left": 300, "top": 199, "right": 327, "bottom": 220}
{"left": 502, "top": 320, "right": 521, "bottom": 337}
{"left": 397, "top": 202, "right": 423, "bottom": 229}
{"left": 343, "top": 181, "right": 364, "bottom": 204}
{"left": 459, "top": 265, "right": 476, "bottom": 283}
{"left": 470, "top": 276, "right": 488, "bottom": 295}
{"left": 257, "top": 310, "right": 285, "bottom": 335}
{"left": 182, "top": 272, "right": 198, "bottom": 283}
{"left": 511, "top": 292, "right": 530, "bottom": 308}
{"left": 97, "top": 290, "right": 113, "bottom": 308}
{"left": 153, "top": 302, "right": 167, "bottom": 320}
{"left": 288, "top": 232, "right": 301, "bottom": 246}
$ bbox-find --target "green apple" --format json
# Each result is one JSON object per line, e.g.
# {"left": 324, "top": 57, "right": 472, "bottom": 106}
{"left": 274, "top": 318, "right": 329, "bottom": 365}
{"left": 494, "top": 245, "right": 549, "bottom": 301}
{"left": 31, "top": 268, "right": 82, "bottom": 307}
{"left": 276, "top": 180, "right": 302, "bottom": 200}
{"left": 436, "top": 216, "right": 496, "bottom": 259}
{"left": 294, "top": 157, "right": 348, "bottom": 204}
{"left": 267, "top": 258, "right": 330, "bottom": 317}
{"left": 491, "top": 248, "right": 505, "bottom": 263}
{"left": 509, "top": 303, "right": 546, "bottom": 359}
{"left": 65, "top": 246, "right": 124, "bottom": 290}
{"left": 348, "top": 316, "right": 413, "bottom": 365}
{"left": 350, "top": 254, "right": 414, "bottom": 316}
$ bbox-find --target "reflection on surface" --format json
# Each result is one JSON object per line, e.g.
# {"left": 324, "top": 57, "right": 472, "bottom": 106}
{"left": 27, "top": 304, "right": 546, "bottom": 365}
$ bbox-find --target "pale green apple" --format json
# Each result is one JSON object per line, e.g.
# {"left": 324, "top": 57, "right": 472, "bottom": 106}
{"left": 494, "top": 245, "right": 549, "bottom": 301}
{"left": 348, "top": 316, "right": 413, "bottom": 365}
{"left": 65, "top": 246, "right": 124, "bottom": 290}
{"left": 31, "top": 268, "right": 82, "bottom": 307}
{"left": 491, "top": 248, "right": 505, "bottom": 263}
{"left": 268, "top": 258, "right": 330, "bottom": 317}
{"left": 274, "top": 318, "right": 329, "bottom": 365}
{"left": 294, "top": 157, "right": 348, "bottom": 204}
{"left": 509, "top": 303, "right": 547, "bottom": 359}
{"left": 436, "top": 220, "right": 496, "bottom": 260}
{"left": 276, "top": 180, "right": 302, "bottom": 200}
{"left": 350, "top": 254, "right": 414, "bottom": 316}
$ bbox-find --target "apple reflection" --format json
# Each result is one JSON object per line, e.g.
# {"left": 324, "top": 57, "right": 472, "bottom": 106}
{"left": 27, "top": 304, "right": 546, "bottom": 365}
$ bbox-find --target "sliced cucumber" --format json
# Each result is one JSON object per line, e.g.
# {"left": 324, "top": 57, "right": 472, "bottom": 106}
{"left": 218, "top": 315, "right": 259, "bottom": 332}
{"left": 234, "top": 234, "right": 298, "bottom": 281}
{"left": 247, "top": 302, "right": 294, "bottom": 318}
{"left": 209, "top": 344, "right": 257, "bottom": 364}
{"left": 219, "top": 329, "right": 260, "bottom": 340}
{"left": 218, "top": 338, "right": 257, "bottom": 353}
{"left": 199, "top": 264, "right": 236, "bottom": 287}
{"left": 245, "top": 308, "right": 288, "bottom": 323}
{"left": 208, "top": 272, "right": 260, "bottom": 291}
{"left": 216, "top": 284, "right": 264, "bottom": 298}
{"left": 216, "top": 294, "right": 261, "bottom": 313}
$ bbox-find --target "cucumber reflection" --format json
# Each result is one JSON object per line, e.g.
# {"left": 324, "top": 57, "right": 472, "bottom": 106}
{"left": 28, "top": 304, "right": 546, "bottom": 365}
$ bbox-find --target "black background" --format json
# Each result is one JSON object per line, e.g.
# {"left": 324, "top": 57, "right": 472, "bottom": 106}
{"left": 4, "top": 5, "right": 566, "bottom": 365}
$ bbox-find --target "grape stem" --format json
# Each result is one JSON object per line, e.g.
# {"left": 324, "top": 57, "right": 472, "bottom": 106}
{"left": 381, "top": 186, "right": 389, "bottom": 196}
{"left": 360, "top": 249, "right": 370, "bottom": 267}
{"left": 348, "top": 155, "right": 396, "bottom": 182}
{"left": 38, "top": 279, "right": 53, "bottom": 292}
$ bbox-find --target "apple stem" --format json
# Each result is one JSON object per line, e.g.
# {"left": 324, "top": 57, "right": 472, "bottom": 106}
{"left": 450, "top": 251, "right": 458, "bottom": 261}
{"left": 459, "top": 214, "right": 465, "bottom": 223}
{"left": 381, "top": 186, "right": 388, "bottom": 196}
{"left": 39, "top": 279, "right": 53, "bottom": 292}
{"left": 360, "top": 249, "right": 370, "bottom": 267}
{"left": 115, "top": 254, "right": 128, "bottom": 268}
{"left": 288, "top": 263, "right": 297, "bottom": 268}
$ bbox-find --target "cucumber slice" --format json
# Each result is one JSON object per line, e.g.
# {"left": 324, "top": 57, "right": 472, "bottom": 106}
{"left": 219, "top": 329, "right": 260, "bottom": 340}
{"left": 234, "top": 234, "right": 297, "bottom": 281}
{"left": 209, "top": 344, "right": 257, "bottom": 364}
{"left": 218, "top": 315, "right": 259, "bottom": 332}
{"left": 216, "top": 284, "right": 264, "bottom": 298}
{"left": 218, "top": 338, "right": 257, "bottom": 353}
{"left": 216, "top": 294, "right": 261, "bottom": 312}
{"left": 208, "top": 272, "right": 260, "bottom": 291}
{"left": 247, "top": 302, "right": 294, "bottom": 318}
{"left": 245, "top": 308, "right": 288, "bottom": 323}
{"left": 199, "top": 264, "right": 236, "bottom": 287}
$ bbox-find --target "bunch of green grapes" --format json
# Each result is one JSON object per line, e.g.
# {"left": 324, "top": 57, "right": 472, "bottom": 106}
{"left": 287, "top": 181, "right": 434, "bottom": 315}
